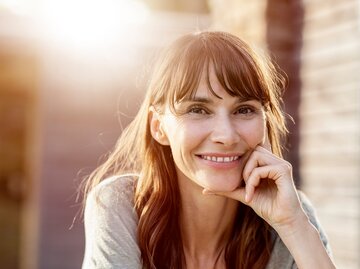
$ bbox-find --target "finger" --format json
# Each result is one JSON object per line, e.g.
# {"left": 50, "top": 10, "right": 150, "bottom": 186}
{"left": 262, "top": 130, "right": 272, "bottom": 152}
{"left": 254, "top": 146, "right": 283, "bottom": 164}
{"left": 254, "top": 145, "right": 278, "bottom": 156}
{"left": 239, "top": 149, "right": 254, "bottom": 181}
{"left": 245, "top": 165, "right": 279, "bottom": 202}
{"left": 203, "top": 188, "right": 247, "bottom": 204}
{"left": 242, "top": 150, "right": 273, "bottom": 181}
{"left": 243, "top": 146, "right": 282, "bottom": 180}
{"left": 242, "top": 150, "right": 260, "bottom": 182}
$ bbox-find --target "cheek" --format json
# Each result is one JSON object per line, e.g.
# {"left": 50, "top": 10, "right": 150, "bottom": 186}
{"left": 164, "top": 121, "right": 209, "bottom": 171}
{"left": 169, "top": 122, "right": 206, "bottom": 151}
{"left": 163, "top": 118, "right": 197, "bottom": 149}
{"left": 162, "top": 116, "right": 181, "bottom": 139}
{"left": 237, "top": 119, "right": 266, "bottom": 147}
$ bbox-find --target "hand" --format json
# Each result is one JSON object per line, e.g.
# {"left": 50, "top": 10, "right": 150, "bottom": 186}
{"left": 203, "top": 145, "right": 306, "bottom": 232}
{"left": 203, "top": 145, "right": 337, "bottom": 269}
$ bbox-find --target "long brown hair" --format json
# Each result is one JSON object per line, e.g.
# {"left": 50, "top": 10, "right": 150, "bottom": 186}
{"left": 84, "top": 31, "right": 288, "bottom": 269}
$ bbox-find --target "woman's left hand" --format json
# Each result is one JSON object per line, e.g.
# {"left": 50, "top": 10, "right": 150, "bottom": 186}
{"left": 203, "top": 145, "right": 306, "bottom": 232}
{"left": 204, "top": 145, "right": 338, "bottom": 269}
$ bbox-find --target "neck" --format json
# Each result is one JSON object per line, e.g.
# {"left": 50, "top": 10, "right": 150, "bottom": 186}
{"left": 179, "top": 184, "right": 239, "bottom": 267}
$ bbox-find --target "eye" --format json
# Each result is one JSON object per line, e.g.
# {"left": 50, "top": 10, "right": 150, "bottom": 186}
{"left": 235, "top": 106, "right": 254, "bottom": 115}
{"left": 188, "top": 106, "right": 209, "bottom": 115}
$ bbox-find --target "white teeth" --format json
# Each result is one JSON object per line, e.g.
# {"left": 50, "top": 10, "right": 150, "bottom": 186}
{"left": 201, "top": 155, "right": 240, "bottom": 163}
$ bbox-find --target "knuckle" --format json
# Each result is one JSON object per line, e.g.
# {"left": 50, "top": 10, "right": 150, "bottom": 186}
{"left": 280, "top": 161, "right": 292, "bottom": 171}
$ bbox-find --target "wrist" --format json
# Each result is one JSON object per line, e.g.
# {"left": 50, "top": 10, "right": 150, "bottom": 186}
{"left": 273, "top": 209, "right": 311, "bottom": 240}
{"left": 273, "top": 211, "right": 336, "bottom": 269}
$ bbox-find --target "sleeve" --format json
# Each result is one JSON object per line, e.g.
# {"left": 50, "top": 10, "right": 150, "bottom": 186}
{"left": 266, "top": 191, "right": 332, "bottom": 269}
{"left": 297, "top": 191, "right": 332, "bottom": 256}
{"left": 81, "top": 177, "right": 141, "bottom": 269}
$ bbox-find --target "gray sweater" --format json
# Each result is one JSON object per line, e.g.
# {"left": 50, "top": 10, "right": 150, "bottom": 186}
{"left": 82, "top": 176, "right": 331, "bottom": 269}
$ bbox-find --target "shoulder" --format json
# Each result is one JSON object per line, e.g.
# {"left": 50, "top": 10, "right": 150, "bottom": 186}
{"left": 266, "top": 190, "right": 332, "bottom": 269}
{"left": 84, "top": 174, "right": 139, "bottom": 235}
{"left": 84, "top": 174, "right": 139, "bottom": 227}
{"left": 87, "top": 174, "right": 137, "bottom": 209}
{"left": 82, "top": 175, "right": 141, "bottom": 269}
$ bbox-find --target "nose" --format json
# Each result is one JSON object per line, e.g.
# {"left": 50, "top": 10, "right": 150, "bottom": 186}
{"left": 210, "top": 115, "right": 240, "bottom": 146}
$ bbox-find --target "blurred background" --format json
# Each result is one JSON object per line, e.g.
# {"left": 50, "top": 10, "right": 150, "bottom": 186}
{"left": 0, "top": 0, "right": 359, "bottom": 268}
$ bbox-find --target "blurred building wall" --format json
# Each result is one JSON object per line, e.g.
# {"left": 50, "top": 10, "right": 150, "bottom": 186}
{"left": 0, "top": 13, "right": 40, "bottom": 269}
{"left": 0, "top": 39, "right": 26, "bottom": 269}
{"left": 299, "top": 1, "right": 360, "bottom": 268}
{"left": 209, "top": 0, "right": 360, "bottom": 268}
{"left": 266, "top": 0, "right": 304, "bottom": 186}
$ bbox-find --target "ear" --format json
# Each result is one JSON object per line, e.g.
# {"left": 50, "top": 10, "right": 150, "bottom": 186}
{"left": 149, "top": 106, "right": 170, "bottom": 146}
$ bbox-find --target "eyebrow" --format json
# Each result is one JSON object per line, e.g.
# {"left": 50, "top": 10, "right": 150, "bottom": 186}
{"left": 184, "top": 97, "right": 214, "bottom": 104}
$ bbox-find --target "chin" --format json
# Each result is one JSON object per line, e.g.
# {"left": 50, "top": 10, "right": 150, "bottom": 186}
{"left": 205, "top": 179, "right": 241, "bottom": 192}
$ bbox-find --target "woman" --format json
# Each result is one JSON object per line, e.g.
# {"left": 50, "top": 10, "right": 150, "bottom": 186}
{"left": 82, "top": 31, "right": 336, "bottom": 269}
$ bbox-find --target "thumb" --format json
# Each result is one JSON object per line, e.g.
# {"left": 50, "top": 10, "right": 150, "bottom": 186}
{"left": 203, "top": 188, "right": 249, "bottom": 204}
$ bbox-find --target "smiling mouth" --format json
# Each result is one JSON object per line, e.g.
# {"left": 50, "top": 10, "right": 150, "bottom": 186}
{"left": 199, "top": 155, "right": 240, "bottom": 163}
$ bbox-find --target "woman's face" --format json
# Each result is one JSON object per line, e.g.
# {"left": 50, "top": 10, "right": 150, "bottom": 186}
{"left": 158, "top": 67, "right": 267, "bottom": 193}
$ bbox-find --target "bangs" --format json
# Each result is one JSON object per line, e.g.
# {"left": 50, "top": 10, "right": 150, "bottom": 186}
{"left": 167, "top": 32, "right": 271, "bottom": 111}
{"left": 205, "top": 38, "right": 270, "bottom": 104}
{"left": 167, "top": 38, "right": 208, "bottom": 110}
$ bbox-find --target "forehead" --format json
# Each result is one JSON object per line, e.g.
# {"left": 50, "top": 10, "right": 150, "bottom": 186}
{"left": 186, "top": 64, "right": 250, "bottom": 102}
